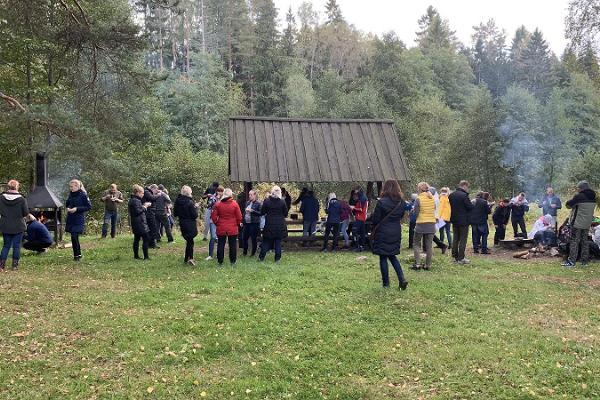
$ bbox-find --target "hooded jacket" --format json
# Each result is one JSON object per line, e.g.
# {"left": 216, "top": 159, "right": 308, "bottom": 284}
{"left": 566, "top": 189, "right": 597, "bottom": 230}
{"left": 0, "top": 192, "right": 29, "bottom": 234}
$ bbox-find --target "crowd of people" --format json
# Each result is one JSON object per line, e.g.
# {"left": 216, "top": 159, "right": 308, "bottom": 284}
{"left": 0, "top": 177, "right": 598, "bottom": 288}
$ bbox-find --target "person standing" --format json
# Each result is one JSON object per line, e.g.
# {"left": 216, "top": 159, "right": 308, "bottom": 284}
{"left": 539, "top": 187, "right": 562, "bottom": 218}
{"left": 143, "top": 184, "right": 161, "bottom": 249}
{"left": 211, "top": 188, "right": 242, "bottom": 266}
{"left": 65, "top": 179, "right": 92, "bottom": 262}
{"left": 173, "top": 185, "right": 199, "bottom": 266}
{"left": 470, "top": 192, "right": 493, "bottom": 254}
{"left": 371, "top": 180, "right": 408, "bottom": 289}
{"left": 438, "top": 187, "right": 452, "bottom": 248}
{"left": 562, "top": 181, "right": 597, "bottom": 268}
{"left": 259, "top": 186, "right": 288, "bottom": 262}
{"left": 23, "top": 214, "right": 53, "bottom": 253}
{"left": 492, "top": 199, "right": 511, "bottom": 246}
{"left": 100, "top": 184, "right": 123, "bottom": 239}
{"left": 322, "top": 193, "right": 342, "bottom": 252}
{"left": 407, "top": 193, "right": 417, "bottom": 249}
{"left": 155, "top": 185, "right": 174, "bottom": 244}
{"left": 281, "top": 187, "right": 292, "bottom": 215}
{"left": 351, "top": 188, "right": 369, "bottom": 252}
{"left": 300, "top": 190, "right": 320, "bottom": 246}
{"left": 509, "top": 192, "right": 529, "bottom": 238}
{"left": 0, "top": 180, "right": 29, "bottom": 271}
{"left": 205, "top": 186, "right": 224, "bottom": 261}
{"left": 449, "top": 180, "right": 474, "bottom": 264}
{"left": 339, "top": 199, "right": 352, "bottom": 249}
{"left": 242, "top": 190, "right": 262, "bottom": 257}
{"left": 412, "top": 182, "right": 436, "bottom": 270}
{"left": 128, "top": 185, "right": 151, "bottom": 260}
{"left": 202, "top": 182, "right": 219, "bottom": 240}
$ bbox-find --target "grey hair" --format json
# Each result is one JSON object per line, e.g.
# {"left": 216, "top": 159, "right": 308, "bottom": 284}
{"left": 181, "top": 185, "right": 192, "bottom": 196}
{"left": 271, "top": 185, "right": 282, "bottom": 199}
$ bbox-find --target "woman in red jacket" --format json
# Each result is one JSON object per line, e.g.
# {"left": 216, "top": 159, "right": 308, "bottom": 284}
{"left": 211, "top": 188, "right": 243, "bottom": 265}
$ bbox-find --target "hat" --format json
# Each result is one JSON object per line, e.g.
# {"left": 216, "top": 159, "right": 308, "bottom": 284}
{"left": 577, "top": 180, "right": 591, "bottom": 190}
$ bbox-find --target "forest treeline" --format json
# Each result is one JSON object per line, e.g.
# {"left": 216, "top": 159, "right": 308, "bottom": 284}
{"left": 2, "top": 0, "right": 600, "bottom": 200}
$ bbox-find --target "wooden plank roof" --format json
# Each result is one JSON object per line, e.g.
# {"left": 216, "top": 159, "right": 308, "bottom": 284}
{"left": 229, "top": 117, "right": 410, "bottom": 182}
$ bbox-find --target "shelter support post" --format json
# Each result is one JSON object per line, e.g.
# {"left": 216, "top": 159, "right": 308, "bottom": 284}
{"left": 366, "top": 181, "right": 374, "bottom": 200}
{"left": 244, "top": 182, "right": 253, "bottom": 202}
{"left": 376, "top": 181, "right": 382, "bottom": 198}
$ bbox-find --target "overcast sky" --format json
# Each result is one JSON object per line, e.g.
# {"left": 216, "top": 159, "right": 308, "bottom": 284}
{"left": 274, "top": 0, "right": 570, "bottom": 55}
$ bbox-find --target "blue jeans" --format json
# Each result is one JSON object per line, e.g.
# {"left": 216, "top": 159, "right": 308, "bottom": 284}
{"left": 472, "top": 224, "right": 489, "bottom": 251}
{"left": 303, "top": 220, "right": 317, "bottom": 236}
{"left": 353, "top": 220, "right": 366, "bottom": 248}
{"left": 379, "top": 255, "right": 405, "bottom": 287}
{"left": 439, "top": 222, "right": 452, "bottom": 247}
{"left": 203, "top": 209, "right": 212, "bottom": 238}
{"left": 208, "top": 222, "right": 217, "bottom": 257}
{"left": 1, "top": 233, "right": 23, "bottom": 260}
{"left": 340, "top": 219, "right": 350, "bottom": 246}
{"left": 101, "top": 210, "right": 118, "bottom": 238}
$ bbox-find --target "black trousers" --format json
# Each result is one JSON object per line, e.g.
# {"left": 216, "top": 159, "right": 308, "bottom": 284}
{"left": 146, "top": 211, "right": 158, "bottom": 247}
{"left": 156, "top": 213, "right": 173, "bottom": 242}
{"left": 71, "top": 232, "right": 81, "bottom": 258}
{"left": 512, "top": 218, "right": 527, "bottom": 238}
{"left": 133, "top": 232, "right": 150, "bottom": 259}
{"left": 217, "top": 234, "right": 238, "bottom": 264}
{"left": 23, "top": 241, "right": 52, "bottom": 252}
{"left": 242, "top": 223, "right": 260, "bottom": 256}
{"left": 323, "top": 222, "right": 340, "bottom": 250}
{"left": 184, "top": 238, "right": 194, "bottom": 262}
{"left": 408, "top": 220, "right": 416, "bottom": 248}
{"left": 494, "top": 225, "right": 506, "bottom": 245}
{"left": 451, "top": 224, "right": 469, "bottom": 261}
{"left": 259, "top": 238, "right": 282, "bottom": 261}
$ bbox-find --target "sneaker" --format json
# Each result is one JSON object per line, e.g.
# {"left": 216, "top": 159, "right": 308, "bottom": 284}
{"left": 187, "top": 259, "right": 196, "bottom": 266}
{"left": 481, "top": 249, "right": 491, "bottom": 255}
{"left": 561, "top": 260, "right": 575, "bottom": 268}
{"left": 399, "top": 280, "right": 408, "bottom": 290}
{"left": 410, "top": 264, "right": 420, "bottom": 270}
{"left": 205, "top": 256, "right": 213, "bottom": 261}
{"left": 457, "top": 258, "right": 470, "bottom": 265}
{"left": 441, "top": 245, "right": 447, "bottom": 255}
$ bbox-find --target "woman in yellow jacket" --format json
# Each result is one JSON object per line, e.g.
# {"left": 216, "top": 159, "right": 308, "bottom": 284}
{"left": 438, "top": 187, "right": 452, "bottom": 247}
{"left": 412, "top": 182, "right": 437, "bottom": 270}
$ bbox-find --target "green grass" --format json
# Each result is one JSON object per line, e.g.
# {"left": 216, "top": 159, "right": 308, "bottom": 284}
{"left": 0, "top": 234, "right": 599, "bottom": 399}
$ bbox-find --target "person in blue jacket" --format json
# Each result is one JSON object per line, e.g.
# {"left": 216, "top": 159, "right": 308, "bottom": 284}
{"left": 300, "top": 190, "right": 320, "bottom": 246}
{"left": 407, "top": 194, "right": 418, "bottom": 249}
{"left": 65, "top": 179, "right": 92, "bottom": 261}
{"left": 23, "top": 214, "right": 53, "bottom": 253}
{"left": 322, "top": 193, "right": 342, "bottom": 252}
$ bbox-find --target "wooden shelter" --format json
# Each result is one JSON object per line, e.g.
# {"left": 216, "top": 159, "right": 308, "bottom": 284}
{"left": 228, "top": 117, "right": 409, "bottom": 195}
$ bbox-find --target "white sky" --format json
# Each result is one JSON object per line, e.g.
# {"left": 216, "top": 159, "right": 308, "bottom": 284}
{"left": 274, "top": 0, "right": 570, "bottom": 55}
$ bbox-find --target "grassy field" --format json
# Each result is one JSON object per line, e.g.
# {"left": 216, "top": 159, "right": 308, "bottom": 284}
{"left": 0, "top": 234, "right": 598, "bottom": 399}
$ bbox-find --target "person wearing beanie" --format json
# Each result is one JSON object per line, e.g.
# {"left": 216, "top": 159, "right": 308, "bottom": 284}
{"left": 562, "top": 181, "right": 597, "bottom": 267}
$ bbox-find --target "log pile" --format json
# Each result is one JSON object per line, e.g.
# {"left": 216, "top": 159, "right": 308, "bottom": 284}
{"left": 513, "top": 245, "right": 561, "bottom": 260}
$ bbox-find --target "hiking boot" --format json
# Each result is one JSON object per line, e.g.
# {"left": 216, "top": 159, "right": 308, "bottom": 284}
{"left": 481, "top": 249, "right": 491, "bottom": 255}
{"left": 561, "top": 260, "right": 575, "bottom": 268}
{"left": 441, "top": 244, "right": 448, "bottom": 255}
{"left": 399, "top": 280, "right": 408, "bottom": 290}
{"left": 11, "top": 260, "right": 19, "bottom": 271}
{"left": 0, "top": 259, "right": 5, "bottom": 272}
{"left": 473, "top": 249, "right": 480, "bottom": 254}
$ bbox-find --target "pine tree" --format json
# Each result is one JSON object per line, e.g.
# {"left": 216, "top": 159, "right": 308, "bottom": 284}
{"left": 470, "top": 19, "right": 509, "bottom": 97}
{"left": 514, "top": 29, "right": 556, "bottom": 101}
{"left": 325, "top": 0, "right": 343, "bottom": 24}
{"left": 282, "top": 6, "right": 297, "bottom": 58}
{"left": 416, "top": 6, "right": 457, "bottom": 51}
{"left": 579, "top": 42, "right": 600, "bottom": 84}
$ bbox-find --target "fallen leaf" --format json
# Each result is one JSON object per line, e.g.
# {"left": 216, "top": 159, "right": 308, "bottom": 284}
{"left": 146, "top": 386, "right": 154, "bottom": 393}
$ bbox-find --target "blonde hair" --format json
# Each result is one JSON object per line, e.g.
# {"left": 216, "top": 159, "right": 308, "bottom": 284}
{"left": 223, "top": 188, "right": 233, "bottom": 198}
{"left": 417, "top": 182, "right": 429, "bottom": 193}
{"left": 132, "top": 184, "right": 144, "bottom": 195}
{"left": 440, "top": 186, "right": 450, "bottom": 195}
{"left": 110, "top": 183, "right": 117, "bottom": 190}
{"left": 70, "top": 179, "right": 84, "bottom": 192}
{"left": 7, "top": 179, "right": 19, "bottom": 191}
{"left": 328, "top": 192, "right": 336, "bottom": 202}
{"left": 181, "top": 185, "right": 192, "bottom": 197}
{"left": 271, "top": 185, "right": 282, "bottom": 199}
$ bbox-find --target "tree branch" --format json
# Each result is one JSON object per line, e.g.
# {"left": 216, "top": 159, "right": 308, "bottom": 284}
{"left": 0, "top": 92, "right": 26, "bottom": 112}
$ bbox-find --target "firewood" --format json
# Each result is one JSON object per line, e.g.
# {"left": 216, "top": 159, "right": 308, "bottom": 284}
{"left": 513, "top": 250, "right": 529, "bottom": 258}
{"left": 520, "top": 254, "right": 530, "bottom": 259}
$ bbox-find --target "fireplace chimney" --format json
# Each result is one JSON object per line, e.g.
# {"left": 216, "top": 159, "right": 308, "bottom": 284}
{"left": 27, "top": 153, "right": 63, "bottom": 243}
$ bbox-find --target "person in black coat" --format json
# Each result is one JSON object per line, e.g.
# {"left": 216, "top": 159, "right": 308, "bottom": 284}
{"left": 129, "top": 185, "right": 151, "bottom": 260}
{"left": 242, "top": 190, "right": 262, "bottom": 257}
{"left": 449, "top": 180, "right": 474, "bottom": 264}
{"left": 492, "top": 199, "right": 511, "bottom": 246}
{"left": 509, "top": 192, "right": 529, "bottom": 238}
{"left": 173, "top": 185, "right": 199, "bottom": 265}
{"left": 65, "top": 179, "right": 92, "bottom": 261}
{"left": 143, "top": 184, "right": 161, "bottom": 248}
{"left": 258, "top": 186, "right": 288, "bottom": 262}
{"left": 0, "top": 179, "right": 29, "bottom": 271}
{"left": 322, "top": 193, "right": 342, "bottom": 252}
{"left": 371, "top": 180, "right": 408, "bottom": 289}
{"left": 470, "top": 192, "right": 493, "bottom": 254}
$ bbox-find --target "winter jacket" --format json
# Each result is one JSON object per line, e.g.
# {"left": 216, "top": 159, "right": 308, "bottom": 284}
{"left": 340, "top": 201, "right": 352, "bottom": 221}
{"left": 439, "top": 194, "right": 451, "bottom": 222}
{"left": 173, "top": 194, "right": 198, "bottom": 240}
{"left": 415, "top": 192, "right": 436, "bottom": 224}
{"left": 469, "top": 197, "right": 492, "bottom": 225}
{"left": 449, "top": 188, "right": 474, "bottom": 226}
{"left": 509, "top": 201, "right": 529, "bottom": 221}
{"left": 492, "top": 205, "right": 511, "bottom": 226}
{"left": 540, "top": 195, "right": 562, "bottom": 217}
{"left": 566, "top": 189, "right": 597, "bottom": 230}
{"left": 300, "top": 195, "right": 320, "bottom": 222}
{"left": 102, "top": 190, "right": 123, "bottom": 212}
{"left": 65, "top": 190, "right": 91, "bottom": 234}
{"left": 353, "top": 197, "right": 369, "bottom": 222}
{"left": 143, "top": 188, "right": 160, "bottom": 214}
{"left": 371, "top": 196, "right": 406, "bottom": 256}
{"left": 211, "top": 197, "right": 242, "bottom": 236}
{"left": 261, "top": 196, "right": 288, "bottom": 239}
{"left": 25, "top": 220, "right": 53, "bottom": 244}
{"left": 0, "top": 192, "right": 29, "bottom": 234}
{"left": 243, "top": 200, "right": 262, "bottom": 224}
{"left": 155, "top": 192, "right": 172, "bottom": 215}
{"left": 128, "top": 195, "right": 149, "bottom": 236}
{"left": 325, "top": 198, "right": 342, "bottom": 224}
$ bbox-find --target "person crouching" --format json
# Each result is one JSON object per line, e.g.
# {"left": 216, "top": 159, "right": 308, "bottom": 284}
{"left": 23, "top": 214, "right": 53, "bottom": 253}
